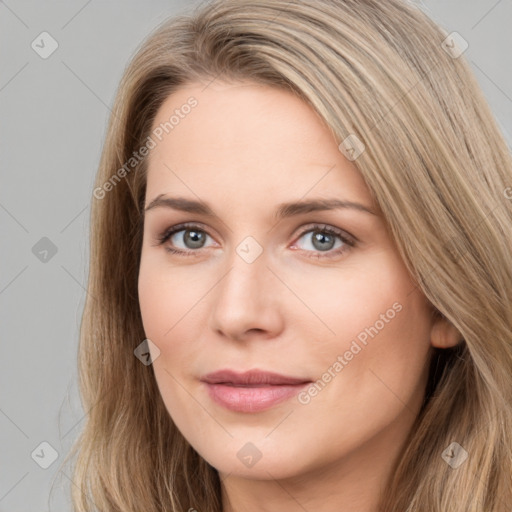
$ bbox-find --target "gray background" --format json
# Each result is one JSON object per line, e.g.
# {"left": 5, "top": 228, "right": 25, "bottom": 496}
{"left": 1, "top": 1, "right": 510, "bottom": 510}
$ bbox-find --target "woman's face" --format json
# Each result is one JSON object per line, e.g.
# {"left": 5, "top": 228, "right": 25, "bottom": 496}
{"left": 138, "top": 80, "right": 439, "bottom": 481}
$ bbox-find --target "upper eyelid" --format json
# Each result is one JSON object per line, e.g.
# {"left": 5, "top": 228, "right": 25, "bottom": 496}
{"left": 161, "top": 222, "right": 217, "bottom": 241}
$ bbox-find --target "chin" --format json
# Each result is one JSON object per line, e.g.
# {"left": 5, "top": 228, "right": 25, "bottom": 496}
{"left": 195, "top": 440, "right": 315, "bottom": 481}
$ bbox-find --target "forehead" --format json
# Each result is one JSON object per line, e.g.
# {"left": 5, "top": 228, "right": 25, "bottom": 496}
{"left": 145, "top": 81, "right": 374, "bottom": 210}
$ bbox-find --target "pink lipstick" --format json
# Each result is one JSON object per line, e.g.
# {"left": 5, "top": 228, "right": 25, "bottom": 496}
{"left": 201, "top": 369, "right": 311, "bottom": 413}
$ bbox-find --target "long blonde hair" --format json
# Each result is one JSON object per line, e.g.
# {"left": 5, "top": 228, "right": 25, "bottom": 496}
{"left": 60, "top": 0, "right": 512, "bottom": 510}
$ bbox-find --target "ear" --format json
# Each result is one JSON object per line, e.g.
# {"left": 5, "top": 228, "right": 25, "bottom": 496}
{"left": 430, "top": 312, "right": 463, "bottom": 349}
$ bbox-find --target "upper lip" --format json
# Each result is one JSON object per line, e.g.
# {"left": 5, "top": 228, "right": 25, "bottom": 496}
{"left": 201, "top": 369, "right": 312, "bottom": 386}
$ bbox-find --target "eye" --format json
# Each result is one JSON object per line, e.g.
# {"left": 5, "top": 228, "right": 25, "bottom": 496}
{"left": 291, "top": 224, "right": 355, "bottom": 259}
{"left": 154, "top": 223, "right": 216, "bottom": 256}
{"left": 153, "top": 222, "right": 356, "bottom": 259}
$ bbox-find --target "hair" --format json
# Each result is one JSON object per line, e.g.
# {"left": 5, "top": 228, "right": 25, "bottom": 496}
{"left": 58, "top": 0, "right": 512, "bottom": 510}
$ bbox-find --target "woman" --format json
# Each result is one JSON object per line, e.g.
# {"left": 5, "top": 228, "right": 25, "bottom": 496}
{"left": 63, "top": 0, "right": 512, "bottom": 510}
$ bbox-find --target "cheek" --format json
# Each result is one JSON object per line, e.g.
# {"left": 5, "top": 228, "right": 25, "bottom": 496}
{"left": 138, "top": 254, "right": 203, "bottom": 345}
{"left": 284, "top": 253, "right": 414, "bottom": 345}
{"left": 297, "top": 252, "right": 433, "bottom": 405}
{"left": 138, "top": 266, "right": 169, "bottom": 343}
{"left": 137, "top": 255, "right": 212, "bottom": 394}
{"left": 293, "top": 289, "right": 432, "bottom": 460}
{"left": 138, "top": 260, "right": 206, "bottom": 426}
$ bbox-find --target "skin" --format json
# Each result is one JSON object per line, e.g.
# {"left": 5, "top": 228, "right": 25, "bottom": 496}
{"left": 137, "top": 80, "right": 461, "bottom": 512}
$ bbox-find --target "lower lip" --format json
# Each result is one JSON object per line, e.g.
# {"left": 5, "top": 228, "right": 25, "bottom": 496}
{"left": 203, "top": 382, "right": 310, "bottom": 413}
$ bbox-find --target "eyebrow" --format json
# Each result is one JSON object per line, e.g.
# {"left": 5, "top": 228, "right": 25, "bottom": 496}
{"left": 144, "top": 195, "right": 377, "bottom": 219}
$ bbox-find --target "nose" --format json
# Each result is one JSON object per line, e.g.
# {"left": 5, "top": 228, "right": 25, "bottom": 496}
{"left": 208, "top": 244, "right": 285, "bottom": 342}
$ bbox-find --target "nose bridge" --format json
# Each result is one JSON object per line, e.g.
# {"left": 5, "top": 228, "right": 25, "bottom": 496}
{"left": 209, "top": 237, "right": 281, "bottom": 339}
{"left": 217, "top": 240, "right": 268, "bottom": 310}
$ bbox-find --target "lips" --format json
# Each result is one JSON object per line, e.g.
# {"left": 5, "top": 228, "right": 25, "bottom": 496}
{"left": 200, "top": 369, "right": 312, "bottom": 413}
{"left": 201, "top": 369, "right": 311, "bottom": 386}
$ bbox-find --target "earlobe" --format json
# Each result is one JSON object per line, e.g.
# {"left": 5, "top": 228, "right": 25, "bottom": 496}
{"left": 430, "top": 313, "right": 464, "bottom": 349}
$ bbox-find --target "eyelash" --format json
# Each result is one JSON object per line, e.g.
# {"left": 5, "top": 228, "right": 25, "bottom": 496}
{"left": 154, "top": 222, "right": 356, "bottom": 260}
